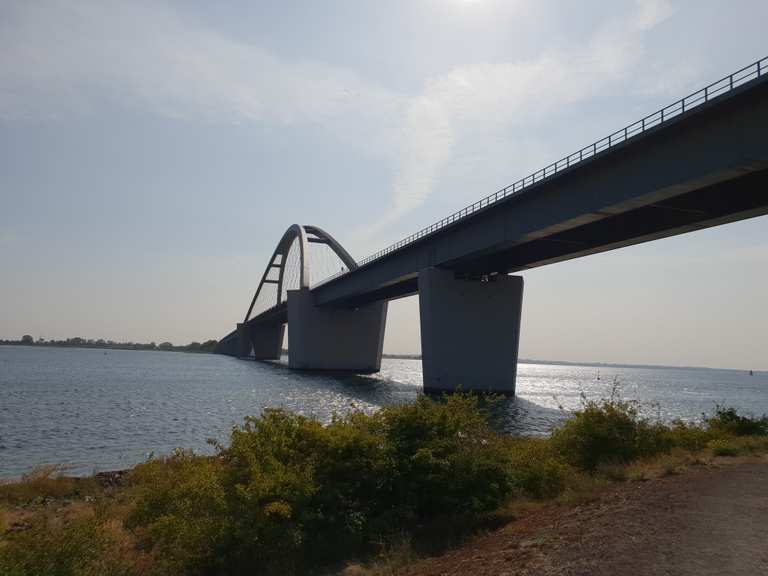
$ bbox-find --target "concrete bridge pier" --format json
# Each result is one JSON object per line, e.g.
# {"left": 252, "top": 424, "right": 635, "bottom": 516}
{"left": 235, "top": 323, "right": 254, "bottom": 358}
{"left": 418, "top": 268, "right": 524, "bottom": 394}
{"left": 287, "top": 288, "right": 387, "bottom": 373}
{"left": 214, "top": 333, "right": 242, "bottom": 357}
{"left": 248, "top": 322, "right": 285, "bottom": 360}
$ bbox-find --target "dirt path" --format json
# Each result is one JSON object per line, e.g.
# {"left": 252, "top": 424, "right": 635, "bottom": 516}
{"left": 400, "top": 458, "right": 768, "bottom": 576}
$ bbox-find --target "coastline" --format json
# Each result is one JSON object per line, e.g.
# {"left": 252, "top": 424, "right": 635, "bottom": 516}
{"left": 2, "top": 396, "right": 767, "bottom": 575}
{"left": 0, "top": 342, "right": 214, "bottom": 354}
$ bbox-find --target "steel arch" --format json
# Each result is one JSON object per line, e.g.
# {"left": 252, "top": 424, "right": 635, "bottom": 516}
{"left": 243, "top": 224, "right": 357, "bottom": 323}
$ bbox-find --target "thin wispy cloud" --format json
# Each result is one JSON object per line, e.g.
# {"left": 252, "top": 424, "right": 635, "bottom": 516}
{"left": 0, "top": 1, "right": 404, "bottom": 133}
{"left": 0, "top": 0, "right": 682, "bottom": 247}
{"left": 375, "top": 0, "right": 679, "bottom": 236}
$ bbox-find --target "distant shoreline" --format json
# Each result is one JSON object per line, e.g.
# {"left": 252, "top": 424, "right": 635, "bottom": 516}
{"left": 0, "top": 341, "right": 214, "bottom": 354}
{"left": 1, "top": 342, "right": 762, "bottom": 373}
{"left": 517, "top": 357, "right": 763, "bottom": 374}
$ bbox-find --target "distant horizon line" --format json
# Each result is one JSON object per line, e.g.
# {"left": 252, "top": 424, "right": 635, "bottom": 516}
{"left": 1, "top": 337, "right": 763, "bottom": 374}
{"left": 516, "top": 357, "right": 763, "bottom": 374}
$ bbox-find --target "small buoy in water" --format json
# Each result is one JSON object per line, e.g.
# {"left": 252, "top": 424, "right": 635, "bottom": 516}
{"left": 749, "top": 369, "right": 754, "bottom": 376}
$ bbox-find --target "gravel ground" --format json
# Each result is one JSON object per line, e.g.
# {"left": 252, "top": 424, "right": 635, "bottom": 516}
{"left": 400, "top": 456, "right": 768, "bottom": 576}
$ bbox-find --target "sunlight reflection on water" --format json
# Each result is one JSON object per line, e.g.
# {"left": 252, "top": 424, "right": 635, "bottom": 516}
{"left": 1, "top": 346, "right": 766, "bottom": 478}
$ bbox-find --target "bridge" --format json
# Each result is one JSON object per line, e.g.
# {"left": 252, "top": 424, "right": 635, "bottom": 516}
{"left": 216, "top": 56, "right": 768, "bottom": 394}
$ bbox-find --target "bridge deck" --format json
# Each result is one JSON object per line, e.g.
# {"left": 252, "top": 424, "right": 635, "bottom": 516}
{"left": 311, "top": 70, "right": 768, "bottom": 308}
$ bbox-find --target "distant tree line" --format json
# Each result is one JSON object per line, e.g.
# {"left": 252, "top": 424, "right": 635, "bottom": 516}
{"left": 0, "top": 335, "right": 218, "bottom": 353}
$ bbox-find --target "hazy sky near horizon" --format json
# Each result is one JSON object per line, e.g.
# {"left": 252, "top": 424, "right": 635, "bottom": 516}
{"left": 1, "top": 0, "right": 767, "bottom": 369}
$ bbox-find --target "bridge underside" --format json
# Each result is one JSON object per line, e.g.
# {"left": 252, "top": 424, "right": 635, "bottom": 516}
{"left": 333, "top": 168, "right": 768, "bottom": 306}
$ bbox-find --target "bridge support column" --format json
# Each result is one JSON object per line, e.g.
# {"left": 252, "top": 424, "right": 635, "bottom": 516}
{"left": 214, "top": 332, "right": 242, "bottom": 357}
{"left": 235, "top": 323, "right": 253, "bottom": 358}
{"left": 248, "top": 322, "right": 285, "bottom": 360}
{"left": 418, "top": 268, "right": 523, "bottom": 394}
{"left": 287, "top": 288, "right": 387, "bottom": 373}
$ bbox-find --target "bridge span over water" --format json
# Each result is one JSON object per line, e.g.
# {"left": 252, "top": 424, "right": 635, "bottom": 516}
{"left": 217, "top": 57, "right": 768, "bottom": 393}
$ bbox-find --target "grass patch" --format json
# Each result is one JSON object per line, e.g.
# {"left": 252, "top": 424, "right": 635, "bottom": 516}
{"left": 624, "top": 449, "right": 704, "bottom": 481}
{"left": 0, "top": 465, "right": 100, "bottom": 506}
{"left": 708, "top": 438, "right": 742, "bottom": 457}
{"left": 707, "top": 436, "right": 768, "bottom": 457}
{"left": 0, "top": 509, "right": 141, "bottom": 576}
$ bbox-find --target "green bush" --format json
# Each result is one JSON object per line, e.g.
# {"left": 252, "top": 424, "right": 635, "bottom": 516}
{"left": 664, "top": 420, "right": 714, "bottom": 451}
{"left": 504, "top": 438, "right": 570, "bottom": 499}
{"left": 377, "top": 394, "right": 514, "bottom": 519}
{"left": 551, "top": 400, "right": 768, "bottom": 472}
{"left": 126, "top": 450, "right": 230, "bottom": 575}
{"left": 126, "top": 394, "right": 517, "bottom": 575}
{"left": 705, "top": 406, "right": 768, "bottom": 437}
{"left": 551, "top": 398, "right": 672, "bottom": 471}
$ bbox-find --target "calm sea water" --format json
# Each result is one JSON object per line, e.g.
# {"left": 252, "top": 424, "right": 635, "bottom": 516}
{"left": 1, "top": 345, "right": 766, "bottom": 479}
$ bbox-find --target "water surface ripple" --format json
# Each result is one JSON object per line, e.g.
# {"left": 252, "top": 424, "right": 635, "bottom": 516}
{"left": 1, "top": 346, "right": 766, "bottom": 479}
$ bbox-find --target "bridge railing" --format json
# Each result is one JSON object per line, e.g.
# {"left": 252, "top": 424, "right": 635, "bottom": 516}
{"left": 297, "top": 57, "right": 768, "bottom": 296}
{"left": 346, "top": 56, "right": 767, "bottom": 269}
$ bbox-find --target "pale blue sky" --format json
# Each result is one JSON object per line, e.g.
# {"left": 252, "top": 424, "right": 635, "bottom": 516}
{"left": 1, "top": 0, "right": 766, "bottom": 369}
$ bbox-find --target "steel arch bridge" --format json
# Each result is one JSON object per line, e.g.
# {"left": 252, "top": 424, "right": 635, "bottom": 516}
{"left": 215, "top": 57, "right": 768, "bottom": 393}
{"left": 244, "top": 224, "right": 357, "bottom": 323}
{"left": 215, "top": 224, "right": 366, "bottom": 359}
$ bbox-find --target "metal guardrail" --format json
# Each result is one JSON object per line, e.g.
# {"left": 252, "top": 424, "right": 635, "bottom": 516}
{"left": 347, "top": 56, "right": 767, "bottom": 269}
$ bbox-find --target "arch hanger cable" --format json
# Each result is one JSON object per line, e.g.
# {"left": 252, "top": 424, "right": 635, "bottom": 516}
{"left": 243, "top": 225, "right": 357, "bottom": 323}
